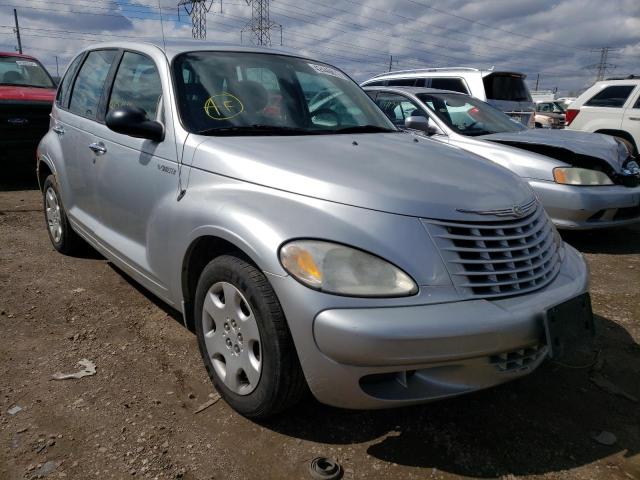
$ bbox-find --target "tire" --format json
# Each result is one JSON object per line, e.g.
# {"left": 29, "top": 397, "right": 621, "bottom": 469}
{"left": 194, "top": 255, "right": 307, "bottom": 418}
{"left": 42, "top": 174, "right": 83, "bottom": 255}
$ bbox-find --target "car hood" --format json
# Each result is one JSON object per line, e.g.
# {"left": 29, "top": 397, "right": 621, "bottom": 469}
{"left": 192, "top": 132, "right": 532, "bottom": 219}
{"left": 479, "top": 129, "right": 628, "bottom": 172}
{"left": 0, "top": 85, "right": 55, "bottom": 102}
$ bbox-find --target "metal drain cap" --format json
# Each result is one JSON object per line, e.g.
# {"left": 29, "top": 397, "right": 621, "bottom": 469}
{"left": 308, "top": 457, "right": 342, "bottom": 480}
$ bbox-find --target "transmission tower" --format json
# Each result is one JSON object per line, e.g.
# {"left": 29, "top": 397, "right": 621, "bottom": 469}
{"left": 584, "top": 47, "right": 617, "bottom": 82}
{"left": 241, "top": 0, "right": 282, "bottom": 46}
{"left": 178, "top": 0, "right": 216, "bottom": 39}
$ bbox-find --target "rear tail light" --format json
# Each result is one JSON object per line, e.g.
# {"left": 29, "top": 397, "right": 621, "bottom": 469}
{"left": 565, "top": 109, "right": 579, "bottom": 126}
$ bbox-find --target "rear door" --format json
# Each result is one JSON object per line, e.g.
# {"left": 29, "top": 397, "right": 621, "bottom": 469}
{"left": 619, "top": 86, "right": 640, "bottom": 152}
{"left": 482, "top": 72, "right": 534, "bottom": 126}
{"left": 63, "top": 49, "right": 119, "bottom": 227}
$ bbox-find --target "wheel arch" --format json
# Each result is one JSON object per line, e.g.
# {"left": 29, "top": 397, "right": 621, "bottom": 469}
{"left": 36, "top": 154, "right": 56, "bottom": 191}
{"left": 594, "top": 129, "right": 638, "bottom": 155}
{"left": 180, "top": 234, "right": 270, "bottom": 331}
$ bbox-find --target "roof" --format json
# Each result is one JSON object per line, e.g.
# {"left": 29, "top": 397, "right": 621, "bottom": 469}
{"left": 371, "top": 67, "right": 481, "bottom": 79}
{"left": 0, "top": 51, "right": 40, "bottom": 61}
{"left": 77, "top": 40, "right": 316, "bottom": 62}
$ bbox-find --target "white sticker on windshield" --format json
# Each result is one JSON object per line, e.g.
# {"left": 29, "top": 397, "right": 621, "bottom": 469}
{"left": 308, "top": 63, "right": 347, "bottom": 80}
{"left": 16, "top": 60, "right": 38, "bottom": 67}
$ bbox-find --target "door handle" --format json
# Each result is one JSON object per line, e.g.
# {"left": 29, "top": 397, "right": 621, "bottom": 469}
{"left": 52, "top": 125, "right": 65, "bottom": 135}
{"left": 88, "top": 142, "right": 107, "bottom": 155}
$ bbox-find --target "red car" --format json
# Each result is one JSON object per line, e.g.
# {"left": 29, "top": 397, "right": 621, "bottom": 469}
{"left": 0, "top": 52, "right": 56, "bottom": 159}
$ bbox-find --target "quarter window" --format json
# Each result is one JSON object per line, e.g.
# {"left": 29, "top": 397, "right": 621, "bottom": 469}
{"left": 108, "top": 52, "right": 162, "bottom": 120}
{"left": 585, "top": 85, "right": 635, "bottom": 108}
{"left": 430, "top": 77, "right": 468, "bottom": 94}
{"left": 55, "top": 54, "right": 83, "bottom": 107}
{"left": 69, "top": 50, "right": 117, "bottom": 119}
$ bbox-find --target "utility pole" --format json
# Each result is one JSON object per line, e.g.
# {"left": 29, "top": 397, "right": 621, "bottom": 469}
{"left": 388, "top": 55, "right": 393, "bottom": 72}
{"left": 178, "top": 0, "right": 215, "bottom": 39}
{"left": 13, "top": 9, "right": 22, "bottom": 54}
{"left": 535, "top": 73, "right": 540, "bottom": 91}
{"left": 55, "top": 56, "right": 59, "bottom": 77}
{"left": 241, "top": 0, "right": 282, "bottom": 46}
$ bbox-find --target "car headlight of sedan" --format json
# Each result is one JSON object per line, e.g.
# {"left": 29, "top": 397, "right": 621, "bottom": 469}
{"left": 279, "top": 240, "right": 418, "bottom": 297}
{"left": 553, "top": 167, "right": 613, "bottom": 186}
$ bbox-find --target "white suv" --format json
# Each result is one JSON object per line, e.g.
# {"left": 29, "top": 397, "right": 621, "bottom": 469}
{"left": 566, "top": 77, "right": 640, "bottom": 155}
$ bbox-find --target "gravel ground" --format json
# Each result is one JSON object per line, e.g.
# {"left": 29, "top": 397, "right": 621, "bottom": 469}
{"left": 1, "top": 169, "right": 639, "bottom": 480}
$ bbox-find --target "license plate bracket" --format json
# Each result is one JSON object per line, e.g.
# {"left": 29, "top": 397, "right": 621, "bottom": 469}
{"left": 544, "top": 293, "right": 595, "bottom": 362}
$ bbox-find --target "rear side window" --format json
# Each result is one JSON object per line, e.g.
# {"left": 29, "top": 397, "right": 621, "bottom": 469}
{"left": 430, "top": 77, "right": 469, "bottom": 94}
{"left": 108, "top": 52, "right": 162, "bottom": 120}
{"left": 69, "top": 50, "right": 117, "bottom": 119}
{"left": 483, "top": 74, "right": 532, "bottom": 102}
{"left": 387, "top": 78, "right": 417, "bottom": 86}
{"left": 55, "top": 55, "right": 83, "bottom": 107}
{"left": 585, "top": 85, "right": 635, "bottom": 108}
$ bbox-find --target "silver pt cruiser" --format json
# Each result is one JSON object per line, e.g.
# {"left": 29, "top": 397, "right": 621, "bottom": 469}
{"left": 37, "top": 41, "right": 592, "bottom": 418}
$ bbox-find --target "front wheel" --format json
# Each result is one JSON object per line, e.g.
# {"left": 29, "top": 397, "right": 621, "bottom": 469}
{"left": 194, "top": 255, "right": 307, "bottom": 418}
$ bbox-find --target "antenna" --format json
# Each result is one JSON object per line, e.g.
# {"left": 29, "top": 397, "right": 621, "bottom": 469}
{"left": 241, "top": 0, "right": 282, "bottom": 46}
{"left": 178, "top": 0, "right": 215, "bottom": 39}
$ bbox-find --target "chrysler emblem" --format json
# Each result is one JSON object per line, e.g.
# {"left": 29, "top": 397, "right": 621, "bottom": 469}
{"left": 512, "top": 205, "right": 525, "bottom": 217}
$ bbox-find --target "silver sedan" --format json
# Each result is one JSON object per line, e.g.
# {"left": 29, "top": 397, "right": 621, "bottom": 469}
{"left": 364, "top": 86, "right": 640, "bottom": 230}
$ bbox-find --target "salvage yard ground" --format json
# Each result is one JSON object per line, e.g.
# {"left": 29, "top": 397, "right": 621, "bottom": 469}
{"left": 1, "top": 168, "right": 639, "bottom": 480}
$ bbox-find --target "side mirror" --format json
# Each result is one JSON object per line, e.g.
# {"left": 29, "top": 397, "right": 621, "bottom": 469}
{"left": 404, "top": 115, "right": 438, "bottom": 136}
{"left": 106, "top": 106, "right": 164, "bottom": 142}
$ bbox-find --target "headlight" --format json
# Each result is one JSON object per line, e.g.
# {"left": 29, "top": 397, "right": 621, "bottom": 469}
{"left": 279, "top": 240, "right": 418, "bottom": 297}
{"left": 553, "top": 167, "right": 613, "bottom": 186}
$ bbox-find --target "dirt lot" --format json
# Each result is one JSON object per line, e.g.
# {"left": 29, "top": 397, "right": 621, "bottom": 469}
{"left": 1, "top": 167, "right": 639, "bottom": 480}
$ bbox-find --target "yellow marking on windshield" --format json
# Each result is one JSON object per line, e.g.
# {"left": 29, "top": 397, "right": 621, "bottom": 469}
{"left": 204, "top": 93, "right": 244, "bottom": 120}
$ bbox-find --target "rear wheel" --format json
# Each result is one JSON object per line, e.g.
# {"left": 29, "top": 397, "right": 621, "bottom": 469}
{"left": 42, "top": 175, "right": 83, "bottom": 255}
{"left": 194, "top": 255, "right": 307, "bottom": 418}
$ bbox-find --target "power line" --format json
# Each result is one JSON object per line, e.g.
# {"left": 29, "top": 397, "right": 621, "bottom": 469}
{"left": 178, "top": 0, "right": 216, "bottom": 39}
{"left": 584, "top": 47, "right": 617, "bottom": 82}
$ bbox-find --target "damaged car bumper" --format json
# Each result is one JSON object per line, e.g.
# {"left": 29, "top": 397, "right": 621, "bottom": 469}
{"left": 267, "top": 244, "right": 589, "bottom": 410}
{"left": 529, "top": 179, "right": 640, "bottom": 229}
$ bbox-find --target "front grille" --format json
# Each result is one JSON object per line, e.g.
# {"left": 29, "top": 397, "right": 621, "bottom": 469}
{"left": 423, "top": 203, "right": 562, "bottom": 299}
{"left": 0, "top": 101, "right": 52, "bottom": 147}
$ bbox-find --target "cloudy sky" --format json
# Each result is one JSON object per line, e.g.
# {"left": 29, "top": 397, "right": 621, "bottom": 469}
{"left": 0, "top": 0, "right": 638, "bottom": 95}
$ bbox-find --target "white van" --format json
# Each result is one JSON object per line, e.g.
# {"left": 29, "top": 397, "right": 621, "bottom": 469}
{"left": 361, "top": 67, "right": 535, "bottom": 127}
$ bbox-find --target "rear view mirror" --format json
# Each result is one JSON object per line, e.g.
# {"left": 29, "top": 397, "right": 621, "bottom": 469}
{"left": 106, "top": 106, "right": 164, "bottom": 142}
{"left": 405, "top": 116, "right": 438, "bottom": 136}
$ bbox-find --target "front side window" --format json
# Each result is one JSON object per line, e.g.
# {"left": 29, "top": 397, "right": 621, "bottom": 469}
{"left": 373, "top": 92, "right": 424, "bottom": 127}
{"left": 585, "top": 85, "right": 635, "bottom": 108}
{"left": 0, "top": 55, "right": 55, "bottom": 89}
{"left": 56, "top": 55, "right": 83, "bottom": 107}
{"left": 108, "top": 52, "right": 162, "bottom": 120}
{"left": 69, "top": 50, "right": 117, "bottom": 119}
{"left": 418, "top": 92, "right": 526, "bottom": 136}
{"left": 172, "top": 52, "right": 396, "bottom": 135}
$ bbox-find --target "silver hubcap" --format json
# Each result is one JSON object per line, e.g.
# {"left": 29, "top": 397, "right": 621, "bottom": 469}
{"left": 45, "top": 187, "right": 62, "bottom": 244}
{"left": 202, "top": 282, "right": 262, "bottom": 395}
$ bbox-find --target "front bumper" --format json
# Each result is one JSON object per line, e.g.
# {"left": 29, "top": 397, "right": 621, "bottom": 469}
{"left": 529, "top": 179, "right": 640, "bottom": 230}
{"left": 269, "top": 245, "right": 588, "bottom": 409}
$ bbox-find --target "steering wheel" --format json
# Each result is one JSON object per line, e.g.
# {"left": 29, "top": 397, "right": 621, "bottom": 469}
{"left": 310, "top": 108, "right": 341, "bottom": 128}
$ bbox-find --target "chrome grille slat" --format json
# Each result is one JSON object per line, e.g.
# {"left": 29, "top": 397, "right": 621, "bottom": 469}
{"left": 423, "top": 203, "right": 562, "bottom": 299}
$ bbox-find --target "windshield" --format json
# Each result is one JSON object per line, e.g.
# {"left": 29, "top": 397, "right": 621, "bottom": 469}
{"left": 0, "top": 56, "right": 55, "bottom": 88}
{"left": 417, "top": 92, "right": 526, "bottom": 136}
{"left": 173, "top": 51, "right": 396, "bottom": 135}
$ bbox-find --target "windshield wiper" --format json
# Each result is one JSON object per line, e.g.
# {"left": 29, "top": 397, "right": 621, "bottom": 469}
{"left": 330, "top": 125, "right": 397, "bottom": 134}
{"left": 196, "top": 124, "right": 314, "bottom": 136}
